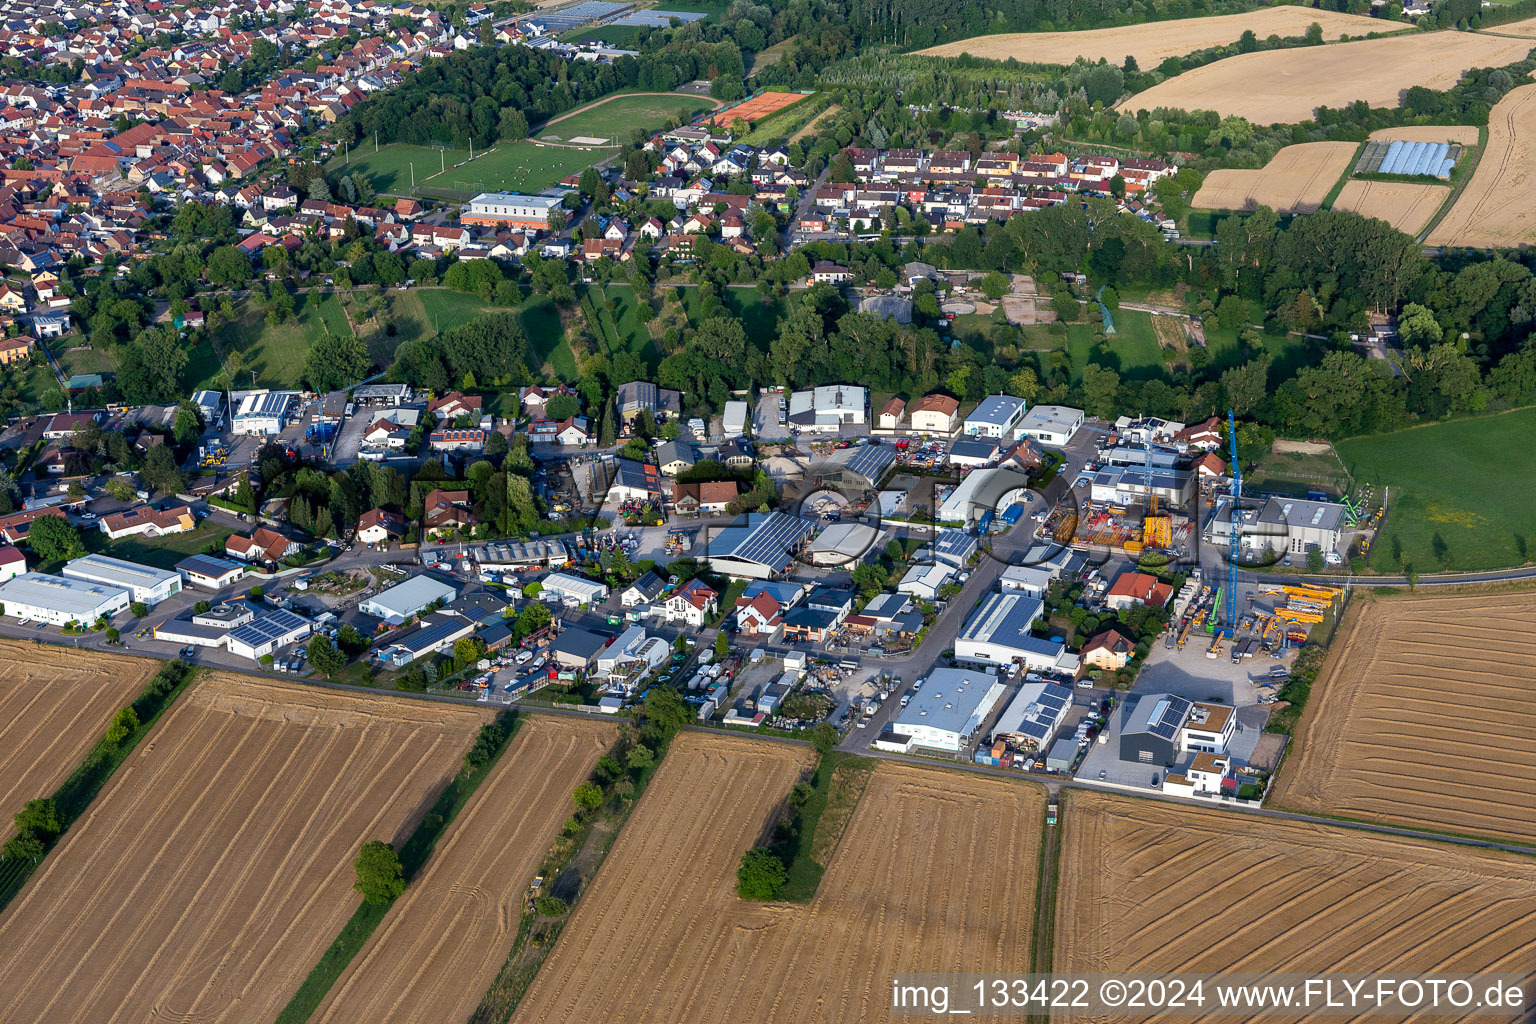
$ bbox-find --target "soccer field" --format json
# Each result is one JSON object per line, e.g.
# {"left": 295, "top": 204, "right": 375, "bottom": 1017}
{"left": 537, "top": 94, "right": 716, "bottom": 146}
{"left": 329, "top": 144, "right": 471, "bottom": 195}
{"left": 1337, "top": 407, "right": 1536, "bottom": 572}
{"left": 415, "top": 140, "right": 616, "bottom": 200}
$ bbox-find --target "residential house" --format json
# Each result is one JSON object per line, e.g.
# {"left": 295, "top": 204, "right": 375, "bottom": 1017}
{"left": 226, "top": 527, "right": 298, "bottom": 565}
{"left": 1104, "top": 571, "right": 1173, "bottom": 611}
{"left": 672, "top": 479, "right": 738, "bottom": 516}
{"left": 909, "top": 393, "right": 960, "bottom": 434}
{"left": 356, "top": 507, "right": 405, "bottom": 545}
{"left": 1082, "top": 628, "right": 1135, "bottom": 671}
{"left": 663, "top": 578, "right": 718, "bottom": 627}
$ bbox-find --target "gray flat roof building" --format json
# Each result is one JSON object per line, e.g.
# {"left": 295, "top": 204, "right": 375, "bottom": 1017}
{"left": 0, "top": 571, "right": 132, "bottom": 624}
{"left": 360, "top": 574, "right": 458, "bottom": 624}
{"left": 62, "top": 553, "right": 182, "bottom": 605}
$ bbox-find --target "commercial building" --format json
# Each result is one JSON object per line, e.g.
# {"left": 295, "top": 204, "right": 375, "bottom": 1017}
{"left": 946, "top": 437, "right": 1000, "bottom": 469}
{"left": 804, "top": 521, "right": 880, "bottom": 567}
{"left": 477, "top": 539, "right": 571, "bottom": 571}
{"left": 460, "top": 192, "right": 565, "bottom": 230}
{"left": 999, "top": 563, "right": 1054, "bottom": 598}
{"left": 0, "top": 545, "right": 25, "bottom": 581}
{"left": 548, "top": 627, "right": 609, "bottom": 671}
{"left": 1088, "top": 464, "right": 1195, "bottom": 509}
{"left": 62, "top": 554, "right": 182, "bottom": 606}
{"left": 231, "top": 390, "right": 294, "bottom": 435}
{"left": 225, "top": 608, "right": 312, "bottom": 660}
{"left": 811, "top": 444, "right": 896, "bottom": 492}
{"left": 0, "top": 571, "right": 132, "bottom": 625}
{"left": 722, "top": 400, "right": 749, "bottom": 439}
{"left": 787, "top": 384, "right": 866, "bottom": 434}
{"left": 376, "top": 613, "right": 475, "bottom": 666}
{"left": 541, "top": 572, "right": 610, "bottom": 606}
{"left": 908, "top": 393, "right": 960, "bottom": 434}
{"left": 360, "top": 574, "right": 458, "bottom": 624}
{"left": 954, "top": 591, "right": 1070, "bottom": 672}
{"left": 963, "top": 394, "right": 1027, "bottom": 438}
{"left": 992, "top": 679, "right": 1074, "bottom": 752}
{"left": 897, "top": 562, "right": 955, "bottom": 600}
{"left": 936, "top": 466, "right": 1033, "bottom": 528}
{"left": 192, "top": 389, "right": 225, "bottom": 430}
{"left": 1015, "top": 404, "right": 1083, "bottom": 446}
{"left": 1118, "top": 693, "right": 1238, "bottom": 767}
{"left": 889, "top": 667, "right": 1007, "bottom": 752}
{"left": 700, "top": 510, "right": 814, "bottom": 579}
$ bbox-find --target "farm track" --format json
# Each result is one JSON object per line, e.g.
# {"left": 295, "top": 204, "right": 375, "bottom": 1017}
{"left": 311, "top": 716, "right": 615, "bottom": 1024}
{"left": 1269, "top": 593, "right": 1536, "bottom": 845}
{"left": 1055, "top": 792, "right": 1536, "bottom": 1023}
{"left": 1426, "top": 84, "right": 1536, "bottom": 247}
{"left": 0, "top": 674, "right": 486, "bottom": 1024}
{"left": 513, "top": 739, "right": 1041, "bottom": 1024}
{"left": 0, "top": 644, "right": 154, "bottom": 838}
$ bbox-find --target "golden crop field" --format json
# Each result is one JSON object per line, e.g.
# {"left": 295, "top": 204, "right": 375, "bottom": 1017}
{"left": 0, "top": 643, "right": 154, "bottom": 837}
{"left": 919, "top": 8, "right": 1383, "bottom": 67}
{"left": 1268, "top": 592, "right": 1536, "bottom": 844}
{"left": 1331, "top": 180, "right": 1449, "bottom": 235}
{"left": 514, "top": 737, "right": 1044, "bottom": 1023}
{"left": 1426, "top": 84, "right": 1536, "bottom": 248}
{"left": 0, "top": 675, "right": 488, "bottom": 1024}
{"left": 1191, "top": 142, "right": 1358, "bottom": 214}
{"left": 1057, "top": 791, "right": 1536, "bottom": 1024}
{"left": 1369, "top": 125, "right": 1480, "bottom": 146}
{"left": 1123, "top": 32, "right": 1535, "bottom": 123}
{"left": 311, "top": 716, "right": 615, "bottom": 1024}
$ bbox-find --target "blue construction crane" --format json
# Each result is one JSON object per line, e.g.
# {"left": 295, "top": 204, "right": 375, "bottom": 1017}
{"left": 1226, "top": 409, "right": 1241, "bottom": 633}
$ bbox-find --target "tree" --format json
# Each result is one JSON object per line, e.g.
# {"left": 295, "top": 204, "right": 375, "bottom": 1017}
{"left": 736, "top": 847, "right": 787, "bottom": 900}
{"left": 14, "top": 798, "right": 60, "bottom": 840}
{"left": 173, "top": 401, "right": 203, "bottom": 444}
{"left": 810, "top": 721, "right": 839, "bottom": 755}
{"left": 206, "top": 245, "right": 251, "bottom": 287}
{"left": 1008, "top": 366, "right": 1040, "bottom": 403}
{"left": 626, "top": 743, "right": 654, "bottom": 772}
{"left": 1080, "top": 364, "right": 1121, "bottom": 420}
{"left": 714, "top": 631, "right": 730, "bottom": 659}
{"left": 131, "top": 601, "right": 149, "bottom": 618}
{"left": 572, "top": 781, "right": 603, "bottom": 813}
{"left": 26, "top": 514, "right": 83, "bottom": 563}
{"left": 535, "top": 894, "right": 568, "bottom": 917}
{"left": 640, "top": 685, "right": 693, "bottom": 735}
{"left": 105, "top": 706, "right": 139, "bottom": 745}
{"left": 307, "top": 635, "right": 347, "bottom": 677}
{"left": 353, "top": 840, "right": 406, "bottom": 905}
{"left": 979, "top": 271, "right": 1010, "bottom": 300}
{"left": 337, "top": 623, "right": 366, "bottom": 656}
{"left": 1397, "top": 302, "right": 1441, "bottom": 347}
{"left": 1, "top": 831, "right": 44, "bottom": 861}
{"left": 141, "top": 443, "right": 185, "bottom": 496}
{"left": 1306, "top": 546, "right": 1325, "bottom": 573}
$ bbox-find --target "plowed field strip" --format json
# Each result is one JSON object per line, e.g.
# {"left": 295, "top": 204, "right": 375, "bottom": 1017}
{"left": 311, "top": 717, "right": 615, "bottom": 1024}
{"left": 0, "top": 674, "right": 486, "bottom": 1024}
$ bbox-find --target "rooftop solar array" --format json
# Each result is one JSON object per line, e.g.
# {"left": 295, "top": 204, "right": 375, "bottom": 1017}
{"left": 228, "top": 609, "right": 308, "bottom": 649}
{"left": 613, "top": 8, "right": 709, "bottom": 26}
{"left": 1144, "top": 694, "right": 1191, "bottom": 741}
{"left": 825, "top": 443, "right": 896, "bottom": 482}
{"left": 707, "top": 511, "right": 813, "bottom": 568}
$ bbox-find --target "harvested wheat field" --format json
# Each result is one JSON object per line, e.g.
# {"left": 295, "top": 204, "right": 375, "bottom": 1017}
{"left": 1332, "top": 180, "right": 1449, "bottom": 234}
{"left": 919, "top": 8, "right": 1382, "bottom": 66}
{"left": 1427, "top": 84, "right": 1536, "bottom": 247}
{"left": 1483, "top": 14, "right": 1536, "bottom": 35}
{"left": 0, "top": 674, "right": 487, "bottom": 1024}
{"left": 1269, "top": 593, "right": 1536, "bottom": 844}
{"left": 0, "top": 643, "right": 154, "bottom": 837}
{"left": 1369, "top": 124, "right": 1481, "bottom": 146}
{"left": 515, "top": 740, "right": 1042, "bottom": 1024}
{"left": 1191, "top": 142, "right": 1357, "bottom": 214}
{"left": 1124, "top": 32, "right": 1535, "bottom": 123}
{"left": 1057, "top": 791, "right": 1536, "bottom": 1022}
{"left": 312, "top": 715, "right": 615, "bottom": 1024}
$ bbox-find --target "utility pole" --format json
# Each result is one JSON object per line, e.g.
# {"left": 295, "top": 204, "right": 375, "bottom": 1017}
{"left": 410, "top": 163, "right": 414, "bottom": 188}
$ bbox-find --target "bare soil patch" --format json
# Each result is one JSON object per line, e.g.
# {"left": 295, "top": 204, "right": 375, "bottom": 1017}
{"left": 1192, "top": 142, "right": 1358, "bottom": 214}
{"left": 312, "top": 716, "right": 614, "bottom": 1024}
{"left": 1427, "top": 83, "right": 1536, "bottom": 247}
{"left": 0, "top": 674, "right": 487, "bottom": 1024}
{"left": 1269, "top": 592, "right": 1536, "bottom": 844}
{"left": 514, "top": 744, "right": 1042, "bottom": 1023}
{"left": 920, "top": 8, "right": 1382, "bottom": 66}
{"left": 1332, "top": 179, "right": 1450, "bottom": 235}
{"left": 0, "top": 643, "right": 154, "bottom": 838}
{"left": 1124, "top": 32, "right": 1536, "bottom": 123}
{"left": 791, "top": 103, "right": 839, "bottom": 143}
{"left": 1057, "top": 790, "right": 1536, "bottom": 1021}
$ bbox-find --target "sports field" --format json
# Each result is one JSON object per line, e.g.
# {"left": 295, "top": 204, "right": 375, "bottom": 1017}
{"left": 329, "top": 144, "right": 471, "bottom": 195}
{"left": 414, "top": 139, "right": 615, "bottom": 201}
{"left": 536, "top": 93, "right": 717, "bottom": 146}
{"left": 1336, "top": 407, "right": 1536, "bottom": 572}
{"left": 708, "top": 90, "right": 811, "bottom": 126}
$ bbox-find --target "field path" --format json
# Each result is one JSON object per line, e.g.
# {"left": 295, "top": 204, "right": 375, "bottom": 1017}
{"left": 790, "top": 103, "right": 839, "bottom": 144}
{"left": 0, "top": 645, "right": 154, "bottom": 839}
{"left": 0, "top": 674, "right": 487, "bottom": 1024}
{"left": 311, "top": 716, "right": 615, "bottom": 1024}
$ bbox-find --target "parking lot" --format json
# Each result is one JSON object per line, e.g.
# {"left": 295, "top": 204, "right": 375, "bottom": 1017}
{"left": 753, "top": 387, "right": 789, "bottom": 440}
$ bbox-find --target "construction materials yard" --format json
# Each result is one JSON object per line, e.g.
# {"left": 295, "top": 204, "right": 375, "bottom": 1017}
{"left": 919, "top": 8, "right": 1384, "bottom": 67}
{"left": 1056, "top": 790, "right": 1536, "bottom": 1007}
{"left": 1268, "top": 592, "right": 1536, "bottom": 845}
{"left": 513, "top": 737, "right": 1043, "bottom": 1023}
{"left": 0, "top": 675, "right": 488, "bottom": 1024}
{"left": 1191, "top": 142, "right": 1361, "bottom": 214}
{"left": 1123, "top": 31, "right": 1535, "bottom": 123}
{"left": 311, "top": 716, "right": 615, "bottom": 1024}
{"left": 0, "top": 643, "right": 154, "bottom": 837}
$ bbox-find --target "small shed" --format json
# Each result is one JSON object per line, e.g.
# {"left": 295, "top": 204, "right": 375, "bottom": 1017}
{"left": 1046, "top": 736, "right": 1078, "bottom": 773}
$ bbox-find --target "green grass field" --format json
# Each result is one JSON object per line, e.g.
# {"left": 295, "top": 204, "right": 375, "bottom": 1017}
{"left": 414, "top": 140, "right": 615, "bottom": 201}
{"left": 389, "top": 288, "right": 507, "bottom": 340}
{"left": 537, "top": 94, "right": 714, "bottom": 146}
{"left": 1337, "top": 407, "right": 1536, "bottom": 573}
{"left": 1067, "top": 309, "right": 1166, "bottom": 379}
{"left": 563, "top": 23, "right": 645, "bottom": 45}
{"left": 677, "top": 286, "right": 789, "bottom": 350}
{"left": 209, "top": 292, "right": 354, "bottom": 389}
{"left": 595, "top": 284, "right": 661, "bottom": 371}
{"left": 330, "top": 144, "right": 472, "bottom": 195}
